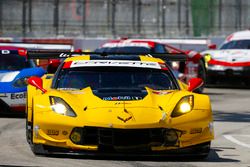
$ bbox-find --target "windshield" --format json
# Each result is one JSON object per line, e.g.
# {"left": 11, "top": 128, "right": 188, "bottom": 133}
{"left": 55, "top": 67, "right": 177, "bottom": 91}
{"left": 95, "top": 47, "right": 152, "bottom": 53}
{"left": 220, "top": 40, "right": 250, "bottom": 49}
{"left": 0, "top": 53, "right": 34, "bottom": 70}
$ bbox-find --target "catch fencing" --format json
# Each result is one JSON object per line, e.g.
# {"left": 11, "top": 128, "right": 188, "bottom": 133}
{"left": 0, "top": 0, "right": 249, "bottom": 38}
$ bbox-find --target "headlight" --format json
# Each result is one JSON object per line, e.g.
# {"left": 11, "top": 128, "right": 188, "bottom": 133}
{"left": 171, "top": 95, "right": 194, "bottom": 117}
{"left": 13, "top": 77, "right": 28, "bottom": 88}
{"left": 171, "top": 61, "right": 180, "bottom": 70}
{"left": 49, "top": 96, "right": 76, "bottom": 117}
{"left": 204, "top": 54, "right": 211, "bottom": 63}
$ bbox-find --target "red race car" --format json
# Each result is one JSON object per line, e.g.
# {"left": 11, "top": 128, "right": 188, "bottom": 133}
{"left": 95, "top": 39, "right": 206, "bottom": 93}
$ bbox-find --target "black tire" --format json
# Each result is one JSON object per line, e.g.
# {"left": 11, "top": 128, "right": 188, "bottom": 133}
{"left": 26, "top": 120, "right": 32, "bottom": 144}
{"left": 26, "top": 100, "right": 33, "bottom": 144}
{"left": 26, "top": 106, "right": 47, "bottom": 155}
{"left": 243, "top": 79, "right": 250, "bottom": 88}
{"left": 31, "top": 144, "right": 48, "bottom": 155}
{"left": 194, "top": 59, "right": 206, "bottom": 93}
{"left": 206, "top": 76, "right": 217, "bottom": 85}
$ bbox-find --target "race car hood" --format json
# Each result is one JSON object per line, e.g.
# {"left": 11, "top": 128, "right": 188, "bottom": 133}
{"left": 45, "top": 87, "right": 196, "bottom": 128}
{"left": 202, "top": 49, "right": 250, "bottom": 63}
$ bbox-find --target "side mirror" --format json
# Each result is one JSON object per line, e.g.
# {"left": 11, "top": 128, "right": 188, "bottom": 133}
{"left": 27, "top": 76, "right": 47, "bottom": 93}
{"left": 188, "top": 78, "right": 204, "bottom": 92}
{"left": 208, "top": 44, "right": 217, "bottom": 50}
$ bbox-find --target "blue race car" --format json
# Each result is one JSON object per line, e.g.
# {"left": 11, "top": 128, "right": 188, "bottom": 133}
{"left": 0, "top": 46, "right": 45, "bottom": 113}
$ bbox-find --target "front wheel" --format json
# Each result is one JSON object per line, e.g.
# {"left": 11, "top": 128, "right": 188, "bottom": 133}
{"left": 26, "top": 110, "right": 47, "bottom": 155}
{"left": 26, "top": 120, "right": 33, "bottom": 144}
{"left": 31, "top": 144, "right": 48, "bottom": 155}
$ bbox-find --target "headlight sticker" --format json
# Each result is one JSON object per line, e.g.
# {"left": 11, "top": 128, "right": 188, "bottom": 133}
{"left": 102, "top": 96, "right": 143, "bottom": 101}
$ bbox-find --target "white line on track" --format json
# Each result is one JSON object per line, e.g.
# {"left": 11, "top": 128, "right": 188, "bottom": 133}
{"left": 224, "top": 135, "right": 250, "bottom": 148}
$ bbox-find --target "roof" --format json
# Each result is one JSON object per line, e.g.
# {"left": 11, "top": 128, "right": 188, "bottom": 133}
{"left": 102, "top": 39, "right": 158, "bottom": 48}
{"left": 62, "top": 55, "right": 167, "bottom": 70}
{"left": 226, "top": 30, "right": 250, "bottom": 41}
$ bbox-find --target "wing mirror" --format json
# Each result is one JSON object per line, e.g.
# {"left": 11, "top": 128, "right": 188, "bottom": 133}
{"left": 208, "top": 43, "right": 217, "bottom": 50}
{"left": 188, "top": 78, "right": 204, "bottom": 92}
{"left": 27, "top": 76, "right": 47, "bottom": 93}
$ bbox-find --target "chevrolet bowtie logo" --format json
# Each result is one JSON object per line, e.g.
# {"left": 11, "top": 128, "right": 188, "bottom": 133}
{"left": 117, "top": 108, "right": 134, "bottom": 123}
{"left": 117, "top": 116, "right": 132, "bottom": 123}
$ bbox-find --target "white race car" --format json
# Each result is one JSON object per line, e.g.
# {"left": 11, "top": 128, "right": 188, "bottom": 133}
{"left": 202, "top": 30, "right": 250, "bottom": 84}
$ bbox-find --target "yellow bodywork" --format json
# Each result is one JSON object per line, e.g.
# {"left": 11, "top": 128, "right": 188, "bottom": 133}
{"left": 26, "top": 55, "right": 214, "bottom": 153}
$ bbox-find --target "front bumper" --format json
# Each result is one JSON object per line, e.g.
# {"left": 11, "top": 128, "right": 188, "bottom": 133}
{"left": 207, "top": 65, "right": 250, "bottom": 78}
{"left": 31, "top": 100, "right": 214, "bottom": 155}
{"left": 0, "top": 92, "right": 26, "bottom": 112}
{"left": 32, "top": 122, "right": 213, "bottom": 155}
{"left": 36, "top": 141, "right": 211, "bottom": 157}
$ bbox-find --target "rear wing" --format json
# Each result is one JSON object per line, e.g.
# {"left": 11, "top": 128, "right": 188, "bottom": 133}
{"left": 27, "top": 51, "right": 187, "bottom": 62}
{"left": 129, "top": 38, "right": 210, "bottom": 52}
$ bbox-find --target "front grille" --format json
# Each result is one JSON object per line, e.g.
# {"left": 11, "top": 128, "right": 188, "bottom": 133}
{"left": 72, "top": 127, "right": 166, "bottom": 147}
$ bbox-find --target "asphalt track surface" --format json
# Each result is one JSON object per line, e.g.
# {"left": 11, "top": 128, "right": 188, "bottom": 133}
{"left": 0, "top": 87, "right": 250, "bottom": 167}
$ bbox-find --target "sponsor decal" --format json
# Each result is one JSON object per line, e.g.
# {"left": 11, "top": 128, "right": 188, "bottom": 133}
{"left": 0, "top": 92, "right": 26, "bottom": 107}
{"left": 190, "top": 128, "right": 202, "bottom": 134}
{"left": 68, "top": 60, "right": 161, "bottom": 69}
{"left": 103, "top": 96, "right": 142, "bottom": 101}
{"left": 59, "top": 53, "right": 70, "bottom": 58}
{"left": 47, "top": 129, "right": 59, "bottom": 136}
{"left": 62, "top": 131, "right": 68, "bottom": 135}
{"left": 11, "top": 92, "right": 26, "bottom": 100}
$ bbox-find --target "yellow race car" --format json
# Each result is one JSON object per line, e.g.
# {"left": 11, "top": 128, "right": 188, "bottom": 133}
{"left": 26, "top": 51, "right": 214, "bottom": 158}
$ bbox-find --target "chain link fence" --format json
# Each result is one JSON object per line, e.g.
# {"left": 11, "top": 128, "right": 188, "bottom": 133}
{"left": 0, "top": 0, "right": 249, "bottom": 38}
